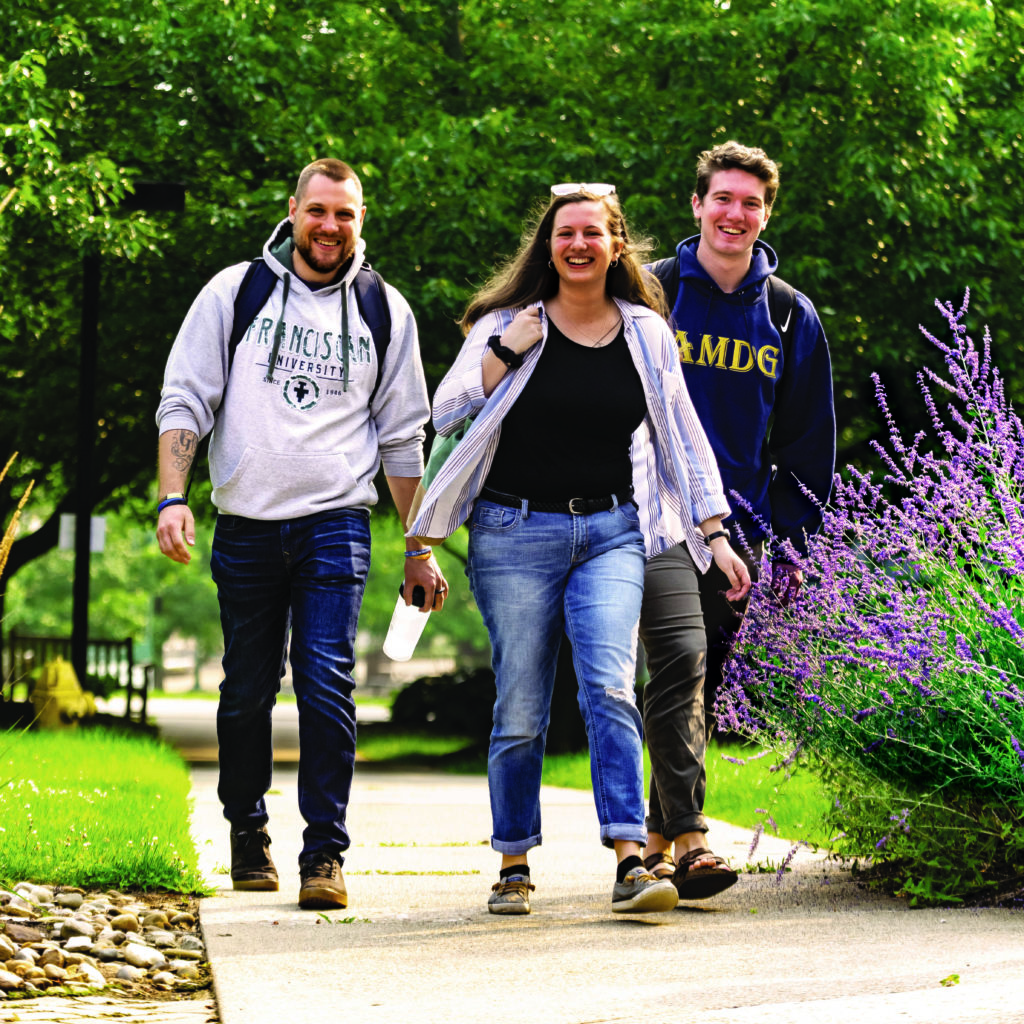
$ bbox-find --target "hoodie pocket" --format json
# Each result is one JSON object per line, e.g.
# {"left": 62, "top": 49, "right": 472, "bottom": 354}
{"left": 214, "top": 446, "right": 358, "bottom": 518}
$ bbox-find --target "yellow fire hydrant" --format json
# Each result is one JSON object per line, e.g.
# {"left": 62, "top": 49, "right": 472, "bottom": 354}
{"left": 29, "top": 657, "right": 96, "bottom": 729}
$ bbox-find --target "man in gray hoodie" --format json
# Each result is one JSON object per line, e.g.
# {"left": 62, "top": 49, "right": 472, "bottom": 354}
{"left": 156, "top": 158, "right": 446, "bottom": 910}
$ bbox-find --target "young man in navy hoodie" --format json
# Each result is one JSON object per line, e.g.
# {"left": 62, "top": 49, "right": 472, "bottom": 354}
{"left": 638, "top": 141, "right": 835, "bottom": 899}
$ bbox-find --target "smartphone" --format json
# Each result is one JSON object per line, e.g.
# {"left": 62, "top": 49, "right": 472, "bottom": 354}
{"left": 399, "top": 583, "right": 429, "bottom": 609}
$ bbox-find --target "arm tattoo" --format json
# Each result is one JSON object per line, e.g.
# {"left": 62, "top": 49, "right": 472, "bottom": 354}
{"left": 171, "top": 430, "right": 198, "bottom": 474}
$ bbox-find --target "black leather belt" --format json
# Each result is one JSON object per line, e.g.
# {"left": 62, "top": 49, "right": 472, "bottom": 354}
{"left": 480, "top": 487, "right": 633, "bottom": 515}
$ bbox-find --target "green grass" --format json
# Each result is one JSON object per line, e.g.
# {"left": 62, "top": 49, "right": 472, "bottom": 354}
{"left": 702, "top": 744, "right": 831, "bottom": 846}
{"left": 356, "top": 724, "right": 478, "bottom": 763}
{"left": 0, "top": 727, "right": 209, "bottom": 893}
{"left": 354, "top": 724, "right": 830, "bottom": 844}
{"left": 541, "top": 741, "right": 832, "bottom": 846}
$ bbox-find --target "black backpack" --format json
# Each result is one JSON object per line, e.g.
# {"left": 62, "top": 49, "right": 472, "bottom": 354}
{"left": 648, "top": 256, "right": 798, "bottom": 362}
{"left": 183, "top": 258, "right": 393, "bottom": 500}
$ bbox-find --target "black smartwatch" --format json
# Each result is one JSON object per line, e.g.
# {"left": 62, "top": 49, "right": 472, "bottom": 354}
{"left": 704, "top": 528, "right": 732, "bottom": 546}
{"left": 487, "top": 335, "right": 525, "bottom": 370}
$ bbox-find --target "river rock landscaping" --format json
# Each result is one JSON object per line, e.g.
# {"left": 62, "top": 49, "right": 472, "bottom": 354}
{"left": 0, "top": 883, "right": 210, "bottom": 1002}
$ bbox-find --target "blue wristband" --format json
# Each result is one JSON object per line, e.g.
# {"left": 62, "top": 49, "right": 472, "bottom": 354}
{"left": 404, "top": 548, "right": 432, "bottom": 559}
{"left": 158, "top": 497, "right": 188, "bottom": 513}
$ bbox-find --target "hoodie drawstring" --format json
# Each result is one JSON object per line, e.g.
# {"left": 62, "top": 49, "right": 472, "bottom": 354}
{"left": 264, "top": 271, "right": 292, "bottom": 382}
{"left": 340, "top": 285, "right": 350, "bottom": 392}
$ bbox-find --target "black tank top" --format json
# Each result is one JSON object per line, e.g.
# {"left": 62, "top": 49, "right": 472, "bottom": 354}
{"left": 485, "top": 319, "right": 646, "bottom": 500}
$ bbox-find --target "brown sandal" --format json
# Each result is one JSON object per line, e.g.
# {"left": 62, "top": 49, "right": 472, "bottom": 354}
{"left": 642, "top": 852, "right": 676, "bottom": 880}
{"left": 672, "top": 847, "right": 738, "bottom": 901}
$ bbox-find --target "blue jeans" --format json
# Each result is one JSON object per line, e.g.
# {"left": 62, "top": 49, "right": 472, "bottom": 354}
{"left": 210, "top": 509, "right": 370, "bottom": 864}
{"left": 467, "top": 498, "right": 648, "bottom": 855}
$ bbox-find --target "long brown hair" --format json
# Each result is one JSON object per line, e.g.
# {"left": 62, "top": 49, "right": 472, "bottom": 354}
{"left": 460, "top": 191, "right": 668, "bottom": 333}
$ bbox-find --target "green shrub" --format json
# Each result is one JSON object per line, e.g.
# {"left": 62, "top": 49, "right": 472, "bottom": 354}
{"left": 722, "top": 296, "right": 1024, "bottom": 906}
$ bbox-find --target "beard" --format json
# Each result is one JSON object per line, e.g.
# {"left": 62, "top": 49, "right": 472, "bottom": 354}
{"left": 293, "top": 231, "right": 355, "bottom": 275}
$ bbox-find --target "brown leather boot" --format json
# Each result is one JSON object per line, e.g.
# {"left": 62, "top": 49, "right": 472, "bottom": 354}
{"left": 229, "top": 826, "right": 278, "bottom": 891}
{"left": 298, "top": 852, "right": 348, "bottom": 909}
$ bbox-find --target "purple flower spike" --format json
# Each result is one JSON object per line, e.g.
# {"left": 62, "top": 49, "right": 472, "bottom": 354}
{"left": 1012, "top": 736, "right": 1024, "bottom": 769}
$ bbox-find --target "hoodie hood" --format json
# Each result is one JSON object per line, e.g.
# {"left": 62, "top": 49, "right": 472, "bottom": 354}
{"left": 261, "top": 217, "right": 368, "bottom": 292}
{"left": 677, "top": 233, "right": 777, "bottom": 300}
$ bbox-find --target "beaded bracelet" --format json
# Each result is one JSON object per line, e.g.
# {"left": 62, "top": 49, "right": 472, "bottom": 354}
{"left": 405, "top": 548, "right": 433, "bottom": 560}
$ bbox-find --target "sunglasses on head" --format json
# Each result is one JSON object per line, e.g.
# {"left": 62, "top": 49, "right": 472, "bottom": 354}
{"left": 550, "top": 182, "right": 617, "bottom": 197}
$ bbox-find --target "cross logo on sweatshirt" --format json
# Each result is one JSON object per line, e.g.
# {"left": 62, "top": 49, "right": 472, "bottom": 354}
{"left": 283, "top": 374, "right": 321, "bottom": 410}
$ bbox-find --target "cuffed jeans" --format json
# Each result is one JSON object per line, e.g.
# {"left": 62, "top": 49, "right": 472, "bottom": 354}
{"left": 639, "top": 540, "right": 759, "bottom": 840}
{"left": 468, "top": 497, "right": 648, "bottom": 855}
{"left": 210, "top": 509, "right": 370, "bottom": 864}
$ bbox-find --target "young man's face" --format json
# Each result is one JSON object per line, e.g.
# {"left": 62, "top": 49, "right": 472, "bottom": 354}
{"left": 692, "top": 168, "right": 771, "bottom": 263}
{"left": 289, "top": 174, "right": 367, "bottom": 283}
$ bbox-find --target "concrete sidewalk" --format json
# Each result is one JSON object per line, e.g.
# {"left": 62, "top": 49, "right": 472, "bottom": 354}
{"left": 188, "top": 761, "right": 1024, "bottom": 1024}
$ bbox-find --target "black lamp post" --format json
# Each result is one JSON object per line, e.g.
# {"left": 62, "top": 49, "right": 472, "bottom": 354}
{"left": 70, "top": 182, "right": 186, "bottom": 687}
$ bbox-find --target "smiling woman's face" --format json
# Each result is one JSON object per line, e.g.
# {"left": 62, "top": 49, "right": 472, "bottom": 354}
{"left": 548, "top": 200, "right": 622, "bottom": 286}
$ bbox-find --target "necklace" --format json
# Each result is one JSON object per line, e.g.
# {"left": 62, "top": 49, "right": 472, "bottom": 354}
{"left": 559, "top": 313, "right": 621, "bottom": 348}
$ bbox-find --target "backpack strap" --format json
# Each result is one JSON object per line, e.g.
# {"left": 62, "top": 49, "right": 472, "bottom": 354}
{"left": 648, "top": 256, "right": 680, "bottom": 312}
{"left": 766, "top": 275, "right": 798, "bottom": 367}
{"left": 229, "top": 258, "right": 279, "bottom": 371}
{"left": 763, "top": 275, "right": 799, "bottom": 445}
{"left": 350, "top": 262, "right": 392, "bottom": 404}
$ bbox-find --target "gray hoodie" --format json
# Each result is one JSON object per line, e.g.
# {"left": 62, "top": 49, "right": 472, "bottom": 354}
{"left": 156, "top": 219, "right": 429, "bottom": 519}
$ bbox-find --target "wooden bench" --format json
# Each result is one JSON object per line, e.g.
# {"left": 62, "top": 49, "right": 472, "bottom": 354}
{"left": 2, "top": 630, "right": 152, "bottom": 723}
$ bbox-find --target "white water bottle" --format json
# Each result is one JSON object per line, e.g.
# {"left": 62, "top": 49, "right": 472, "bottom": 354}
{"left": 383, "top": 584, "right": 431, "bottom": 661}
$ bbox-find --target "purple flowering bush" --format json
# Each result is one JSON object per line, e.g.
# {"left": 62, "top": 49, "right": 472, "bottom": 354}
{"left": 719, "top": 293, "right": 1024, "bottom": 905}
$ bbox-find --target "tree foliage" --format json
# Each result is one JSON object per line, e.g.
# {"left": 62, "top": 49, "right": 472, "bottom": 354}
{"left": 2, "top": 0, "right": 1023, "bottom": 604}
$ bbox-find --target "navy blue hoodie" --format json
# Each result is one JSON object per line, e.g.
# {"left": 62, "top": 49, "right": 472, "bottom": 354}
{"left": 666, "top": 236, "right": 835, "bottom": 554}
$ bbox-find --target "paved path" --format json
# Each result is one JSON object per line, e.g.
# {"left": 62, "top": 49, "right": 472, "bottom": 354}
{"left": 0, "top": 996, "right": 213, "bottom": 1023}
{"left": 98, "top": 696, "right": 388, "bottom": 763}
{"left": 188, "top": 758, "right": 1024, "bottom": 1024}
{"left": 122, "top": 696, "right": 1024, "bottom": 1024}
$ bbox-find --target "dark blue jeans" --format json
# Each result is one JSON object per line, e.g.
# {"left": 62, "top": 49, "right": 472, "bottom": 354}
{"left": 210, "top": 509, "right": 370, "bottom": 864}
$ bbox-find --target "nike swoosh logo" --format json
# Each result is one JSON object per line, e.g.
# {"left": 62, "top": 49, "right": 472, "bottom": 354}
{"left": 780, "top": 310, "right": 792, "bottom": 333}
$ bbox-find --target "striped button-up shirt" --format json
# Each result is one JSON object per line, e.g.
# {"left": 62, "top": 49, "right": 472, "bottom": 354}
{"left": 407, "top": 299, "right": 730, "bottom": 568}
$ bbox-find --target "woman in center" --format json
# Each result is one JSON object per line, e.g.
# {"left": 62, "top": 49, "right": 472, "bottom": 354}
{"left": 408, "top": 184, "right": 749, "bottom": 916}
